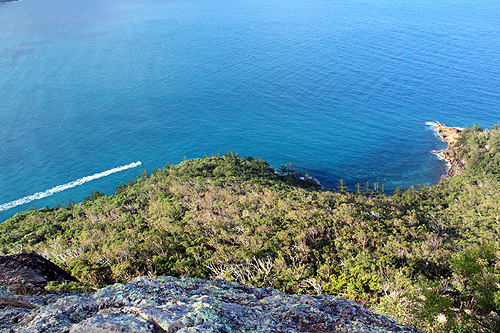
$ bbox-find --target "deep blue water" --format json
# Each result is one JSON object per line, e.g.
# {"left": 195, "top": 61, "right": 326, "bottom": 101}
{"left": 1, "top": 0, "right": 500, "bottom": 222}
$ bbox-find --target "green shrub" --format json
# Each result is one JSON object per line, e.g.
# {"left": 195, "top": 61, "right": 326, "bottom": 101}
{"left": 44, "top": 281, "right": 94, "bottom": 294}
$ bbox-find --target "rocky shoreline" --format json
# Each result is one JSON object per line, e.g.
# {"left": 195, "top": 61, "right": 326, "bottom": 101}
{"left": 429, "top": 122, "right": 465, "bottom": 177}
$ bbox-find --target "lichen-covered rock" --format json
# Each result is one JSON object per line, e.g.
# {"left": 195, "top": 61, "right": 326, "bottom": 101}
{"left": 0, "top": 276, "right": 421, "bottom": 333}
{"left": 0, "top": 287, "right": 10, "bottom": 298}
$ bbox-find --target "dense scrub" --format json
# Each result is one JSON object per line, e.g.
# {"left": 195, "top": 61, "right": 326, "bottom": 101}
{"left": 1, "top": 127, "right": 500, "bottom": 332}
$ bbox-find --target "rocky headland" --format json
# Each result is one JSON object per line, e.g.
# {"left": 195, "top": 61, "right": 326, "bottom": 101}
{"left": 429, "top": 121, "right": 465, "bottom": 177}
{"left": 0, "top": 274, "right": 421, "bottom": 333}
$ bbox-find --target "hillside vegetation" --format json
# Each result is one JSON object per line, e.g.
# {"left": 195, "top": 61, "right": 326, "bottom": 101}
{"left": 1, "top": 126, "right": 500, "bottom": 332}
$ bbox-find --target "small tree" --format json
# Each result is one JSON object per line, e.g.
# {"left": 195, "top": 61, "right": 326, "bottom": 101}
{"left": 450, "top": 244, "right": 500, "bottom": 332}
{"left": 337, "top": 178, "right": 347, "bottom": 192}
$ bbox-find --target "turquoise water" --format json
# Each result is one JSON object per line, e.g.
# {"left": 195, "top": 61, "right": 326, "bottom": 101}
{"left": 1, "top": 0, "right": 500, "bottom": 221}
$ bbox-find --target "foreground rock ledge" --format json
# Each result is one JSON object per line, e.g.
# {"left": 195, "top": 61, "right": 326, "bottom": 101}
{"left": 0, "top": 276, "right": 420, "bottom": 333}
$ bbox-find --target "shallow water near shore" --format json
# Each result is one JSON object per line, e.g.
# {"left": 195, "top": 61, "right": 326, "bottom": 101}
{"left": 1, "top": 0, "right": 500, "bottom": 221}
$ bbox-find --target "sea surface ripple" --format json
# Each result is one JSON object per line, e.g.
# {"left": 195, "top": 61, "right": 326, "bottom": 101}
{"left": 1, "top": 0, "right": 499, "bottom": 221}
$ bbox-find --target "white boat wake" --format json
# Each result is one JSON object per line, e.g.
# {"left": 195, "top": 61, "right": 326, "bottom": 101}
{"left": 0, "top": 161, "right": 142, "bottom": 212}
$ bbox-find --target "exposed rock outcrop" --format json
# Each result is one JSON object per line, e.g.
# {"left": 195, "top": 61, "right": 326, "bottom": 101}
{"left": 0, "top": 253, "right": 77, "bottom": 294}
{"left": 0, "top": 275, "right": 421, "bottom": 333}
{"left": 429, "top": 122, "right": 465, "bottom": 177}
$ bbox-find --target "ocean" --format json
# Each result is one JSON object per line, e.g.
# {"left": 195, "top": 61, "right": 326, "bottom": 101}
{"left": 1, "top": 0, "right": 500, "bottom": 222}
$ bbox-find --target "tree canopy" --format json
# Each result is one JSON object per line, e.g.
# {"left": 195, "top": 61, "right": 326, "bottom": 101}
{"left": 1, "top": 127, "right": 500, "bottom": 332}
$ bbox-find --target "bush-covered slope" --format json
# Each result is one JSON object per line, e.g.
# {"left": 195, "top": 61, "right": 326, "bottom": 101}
{"left": 1, "top": 127, "right": 500, "bottom": 332}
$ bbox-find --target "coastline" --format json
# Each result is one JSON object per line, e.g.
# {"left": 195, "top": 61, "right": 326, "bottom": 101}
{"left": 428, "top": 121, "right": 465, "bottom": 177}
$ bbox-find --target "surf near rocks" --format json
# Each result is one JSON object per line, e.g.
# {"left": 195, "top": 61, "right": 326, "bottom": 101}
{"left": 428, "top": 122, "right": 465, "bottom": 177}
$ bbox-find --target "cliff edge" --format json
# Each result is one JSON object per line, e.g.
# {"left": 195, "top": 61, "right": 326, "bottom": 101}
{"left": 0, "top": 253, "right": 77, "bottom": 294}
{"left": 1, "top": 275, "right": 421, "bottom": 332}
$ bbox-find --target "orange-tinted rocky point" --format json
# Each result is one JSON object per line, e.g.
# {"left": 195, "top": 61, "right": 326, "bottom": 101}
{"left": 429, "top": 122, "right": 465, "bottom": 177}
